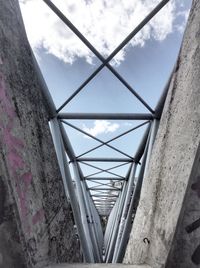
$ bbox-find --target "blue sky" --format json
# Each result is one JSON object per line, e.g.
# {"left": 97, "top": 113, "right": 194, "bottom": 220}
{"left": 19, "top": 0, "right": 192, "bottom": 187}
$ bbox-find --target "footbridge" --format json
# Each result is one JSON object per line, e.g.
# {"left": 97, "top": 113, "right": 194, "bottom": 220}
{"left": 0, "top": 0, "right": 199, "bottom": 268}
{"left": 39, "top": 0, "right": 171, "bottom": 263}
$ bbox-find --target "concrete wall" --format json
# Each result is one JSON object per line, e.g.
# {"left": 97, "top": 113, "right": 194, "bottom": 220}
{"left": 0, "top": 0, "right": 82, "bottom": 267}
{"left": 124, "top": 0, "right": 200, "bottom": 267}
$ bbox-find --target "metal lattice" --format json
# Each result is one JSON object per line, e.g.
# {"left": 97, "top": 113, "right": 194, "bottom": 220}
{"left": 32, "top": 0, "right": 174, "bottom": 263}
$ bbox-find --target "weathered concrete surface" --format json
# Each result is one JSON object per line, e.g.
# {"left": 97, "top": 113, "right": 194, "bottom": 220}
{"left": 45, "top": 264, "right": 151, "bottom": 268}
{"left": 0, "top": 0, "right": 82, "bottom": 267}
{"left": 124, "top": 0, "right": 200, "bottom": 267}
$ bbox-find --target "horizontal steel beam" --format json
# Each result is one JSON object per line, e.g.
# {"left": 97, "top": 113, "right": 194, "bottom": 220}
{"left": 58, "top": 113, "right": 153, "bottom": 120}
{"left": 48, "top": 0, "right": 171, "bottom": 114}
{"left": 76, "top": 157, "right": 133, "bottom": 163}
{"left": 76, "top": 121, "right": 149, "bottom": 159}
{"left": 89, "top": 188, "right": 121, "bottom": 191}
{"left": 77, "top": 158, "right": 133, "bottom": 162}
{"left": 92, "top": 196, "right": 118, "bottom": 202}
{"left": 96, "top": 207, "right": 114, "bottom": 209}
{"left": 63, "top": 120, "right": 134, "bottom": 160}
{"left": 94, "top": 201, "right": 115, "bottom": 204}
{"left": 93, "top": 198, "right": 117, "bottom": 201}
{"left": 85, "top": 177, "right": 125, "bottom": 181}
{"left": 95, "top": 204, "right": 114, "bottom": 207}
{"left": 92, "top": 195, "right": 119, "bottom": 198}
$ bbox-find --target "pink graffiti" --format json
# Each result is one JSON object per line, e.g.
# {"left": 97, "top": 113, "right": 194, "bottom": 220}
{"left": 0, "top": 73, "right": 45, "bottom": 233}
{"left": 3, "top": 127, "right": 24, "bottom": 149}
{"left": 32, "top": 208, "right": 45, "bottom": 225}
{"left": 21, "top": 172, "right": 32, "bottom": 188}
{"left": 8, "top": 151, "right": 25, "bottom": 170}
{"left": 0, "top": 75, "right": 15, "bottom": 119}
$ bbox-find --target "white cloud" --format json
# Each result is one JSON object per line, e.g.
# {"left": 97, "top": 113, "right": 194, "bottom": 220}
{"left": 82, "top": 120, "right": 119, "bottom": 137}
{"left": 19, "top": 0, "right": 186, "bottom": 65}
{"left": 175, "top": 10, "right": 190, "bottom": 33}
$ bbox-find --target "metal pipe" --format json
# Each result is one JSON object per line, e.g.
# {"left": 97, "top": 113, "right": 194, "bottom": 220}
{"left": 82, "top": 162, "right": 129, "bottom": 178}
{"left": 59, "top": 122, "right": 76, "bottom": 161}
{"left": 106, "top": 182, "right": 128, "bottom": 262}
{"left": 134, "top": 123, "right": 151, "bottom": 163}
{"left": 81, "top": 180, "right": 102, "bottom": 262}
{"left": 154, "top": 67, "right": 175, "bottom": 119}
{"left": 89, "top": 188, "right": 121, "bottom": 191}
{"left": 49, "top": 119, "right": 94, "bottom": 262}
{"left": 76, "top": 121, "right": 150, "bottom": 159}
{"left": 87, "top": 191, "right": 104, "bottom": 256}
{"left": 59, "top": 113, "right": 153, "bottom": 120}
{"left": 86, "top": 177, "right": 125, "bottom": 181}
{"left": 87, "top": 180, "right": 119, "bottom": 188}
{"left": 72, "top": 161, "right": 95, "bottom": 261}
{"left": 62, "top": 121, "right": 134, "bottom": 160}
{"left": 112, "top": 163, "right": 137, "bottom": 262}
{"left": 115, "top": 124, "right": 152, "bottom": 262}
{"left": 104, "top": 197, "right": 121, "bottom": 255}
{"left": 92, "top": 195, "right": 119, "bottom": 198}
{"left": 77, "top": 158, "right": 133, "bottom": 163}
{"left": 43, "top": 0, "right": 169, "bottom": 114}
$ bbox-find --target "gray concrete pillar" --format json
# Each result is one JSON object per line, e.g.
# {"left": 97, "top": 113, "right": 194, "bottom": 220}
{"left": 124, "top": 0, "right": 200, "bottom": 267}
{"left": 0, "top": 0, "right": 82, "bottom": 267}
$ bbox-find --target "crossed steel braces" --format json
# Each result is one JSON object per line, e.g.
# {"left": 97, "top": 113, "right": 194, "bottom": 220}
{"left": 31, "top": 0, "right": 173, "bottom": 263}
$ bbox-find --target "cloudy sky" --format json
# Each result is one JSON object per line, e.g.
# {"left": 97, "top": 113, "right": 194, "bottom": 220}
{"left": 20, "top": 0, "right": 190, "bottom": 65}
{"left": 19, "top": 0, "right": 192, "bottom": 179}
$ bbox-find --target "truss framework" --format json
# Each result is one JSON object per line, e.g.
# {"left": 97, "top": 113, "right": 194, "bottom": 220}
{"left": 32, "top": 0, "right": 173, "bottom": 263}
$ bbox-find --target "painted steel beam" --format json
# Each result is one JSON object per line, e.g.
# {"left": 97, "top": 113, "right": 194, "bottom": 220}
{"left": 92, "top": 195, "right": 119, "bottom": 198}
{"left": 77, "top": 158, "right": 132, "bottom": 163}
{"left": 50, "top": 119, "right": 94, "bottom": 262}
{"left": 44, "top": 0, "right": 170, "bottom": 114}
{"left": 114, "top": 124, "right": 151, "bottom": 263}
{"left": 62, "top": 120, "right": 134, "bottom": 160}
{"left": 76, "top": 121, "right": 150, "bottom": 159}
{"left": 59, "top": 113, "right": 153, "bottom": 120}
{"left": 85, "top": 177, "right": 125, "bottom": 181}
{"left": 83, "top": 162, "right": 129, "bottom": 179}
{"left": 89, "top": 188, "right": 121, "bottom": 191}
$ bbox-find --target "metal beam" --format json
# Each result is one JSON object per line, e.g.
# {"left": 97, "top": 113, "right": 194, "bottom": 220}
{"left": 94, "top": 201, "right": 115, "bottom": 204}
{"left": 44, "top": 0, "right": 170, "bottom": 114}
{"left": 89, "top": 188, "right": 121, "bottom": 191}
{"left": 92, "top": 195, "right": 119, "bottom": 198}
{"left": 62, "top": 121, "right": 134, "bottom": 160}
{"left": 77, "top": 158, "right": 132, "bottom": 163}
{"left": 112, "top": 163, "right": 137, "bottom": 262}
{"left": 85, "top": 177, "right": 125, "bottom": 181}
{"left": 59, "top": 113, "right": 153, "bottom": 120}
{"left": 134, "top": 123, "right": 151, "bottom": 163}
{"left": 154, "top": 67, "right": 175, "bottom": 119}
{"left": 115, "top": 124, "right": 151, "bottom": 263}
{"left": 50, "top": 119, "right": 94, "bottom": 262}
{"left": 76, "top": 121, "right": 150, "bottom": 159}
{"left": 86, "top": 180, "right": 119, "bottom": 188}
{"left": 82, "top": 162, "right": 129, "bottom": 179}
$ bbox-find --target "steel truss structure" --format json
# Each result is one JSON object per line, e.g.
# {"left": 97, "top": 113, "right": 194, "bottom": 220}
{"left": 32, "top": 0, "right": 173, "bottom": 263}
